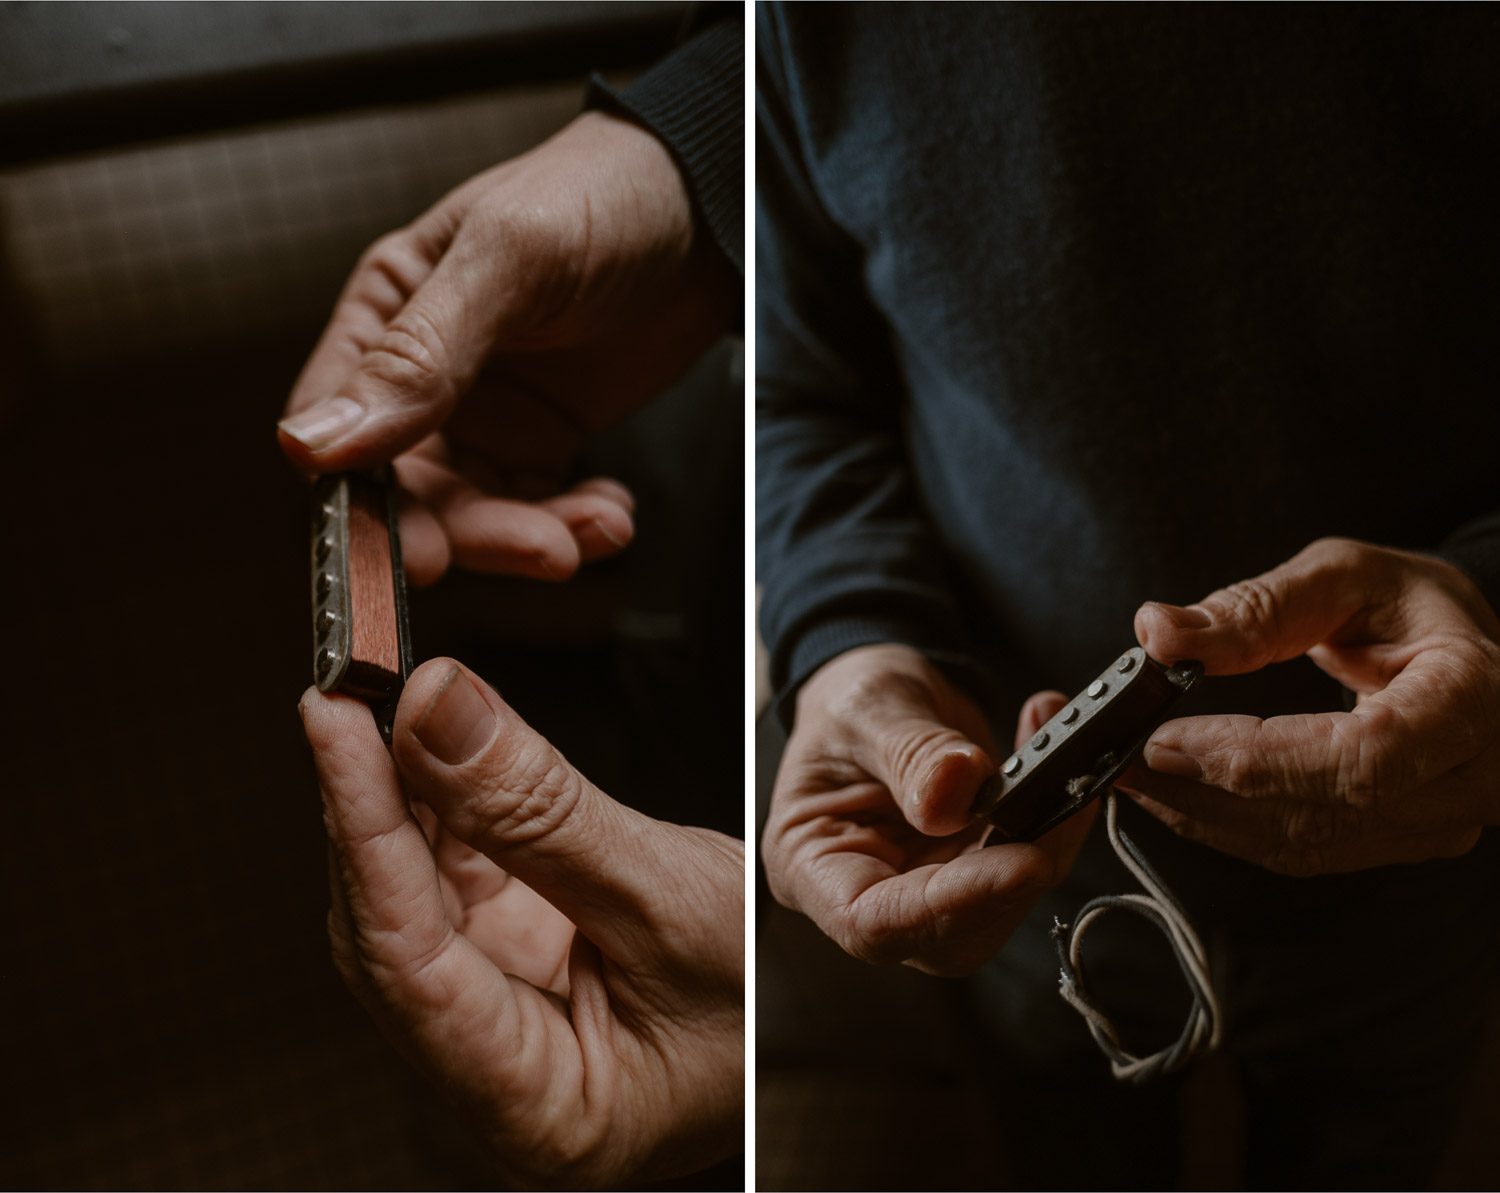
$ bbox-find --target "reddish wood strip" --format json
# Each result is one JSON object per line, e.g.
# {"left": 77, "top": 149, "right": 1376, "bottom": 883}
{"left": 343, "top": 478, "right": 401, "bottom": 699}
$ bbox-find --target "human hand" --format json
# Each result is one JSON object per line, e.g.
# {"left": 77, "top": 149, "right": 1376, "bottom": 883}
{"left": 1127, "top": 537, "right": 1500, "bottom": 875}
{"left": 760, "top": 643, "right": 1097, "bottom": 976}
{"left": 278, "top": 110, "right": 737, "bottom": 586}
{"left": 300, "top": 659, "right": 744, "bottom": 1187}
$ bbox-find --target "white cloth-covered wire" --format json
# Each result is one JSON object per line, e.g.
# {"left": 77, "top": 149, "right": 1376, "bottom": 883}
{"left": 1052, "top": 790, "right": 1222, "bottom": 1084}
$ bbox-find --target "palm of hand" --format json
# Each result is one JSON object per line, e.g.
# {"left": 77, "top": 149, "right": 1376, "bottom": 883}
{"left": 415, "top": 802, "right": 575, "bottom": 997}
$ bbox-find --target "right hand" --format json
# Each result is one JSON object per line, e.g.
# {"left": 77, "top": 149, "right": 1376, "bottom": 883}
{"left": 761, "top": 644, "right": 1098, "bottom": 976}
{"left": 302, "top": 658, "right": 744, "bottom": 1187}
{"left": 277, "top": 109, "right": 737, "bottom": 587}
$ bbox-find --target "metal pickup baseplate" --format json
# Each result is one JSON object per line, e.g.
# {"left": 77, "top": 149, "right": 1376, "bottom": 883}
{"left": 309, "top": 470, "right": 414, "bottom": 744}
{"left": 973, "top": 648, "right": 1203, "bottom": 845}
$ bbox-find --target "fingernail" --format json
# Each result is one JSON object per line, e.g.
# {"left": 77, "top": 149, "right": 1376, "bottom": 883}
{"left": 1155, "top": 602, "right": 1212, "bottom": 630}
{"left": 414, "top": 665, "right": 496, "bottom": 765}
{"left": 917, "top": 750, "right": 979, "bottom": 807}
{"left": 592, "top": 517, "right": 628, "bottom": 549}
{"left": 1144, "top": 741, "right": 1203, "bottom": 781}
{"left": 278, "top": 397, "right": 366, "bottom": 452}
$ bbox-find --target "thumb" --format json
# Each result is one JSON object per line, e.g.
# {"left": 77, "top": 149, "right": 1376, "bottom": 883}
{"left": 1134, "top": 537, "right": 1374, "bottom": 676}
{"left": 842, "top": 674, "right": 996, "bottom": 838}
{"left": 390, "top": 658, "right": 704, "bottom": 961}
{"left": 278, "top": 232, "right": 512, "bottom": 472}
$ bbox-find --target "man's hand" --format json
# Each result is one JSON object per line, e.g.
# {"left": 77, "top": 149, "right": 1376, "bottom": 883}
{"left": 761, "top": 643, "right": 1096, "bottom": 976}
{"left": 278, "top": 110, "right": 736, "bottom": 586}
{"left": 301, "top": 659, "right": 743, "bottom": 1188}
{"left": 1127, "top": 537, "right": 1500, "bottom": 876}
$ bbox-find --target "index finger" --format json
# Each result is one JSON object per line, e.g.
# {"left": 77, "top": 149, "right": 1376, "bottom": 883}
{"left": 300, "top": 688, "right": 531, "bottom": 1062}
{"left": 286, "top": 227, "right": 446, "bottom": 420}
{"left": 1145, "top": 650, "right": 1494, "bottom": 807}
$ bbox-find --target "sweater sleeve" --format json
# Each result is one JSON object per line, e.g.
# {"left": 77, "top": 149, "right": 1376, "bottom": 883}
{"left": 586, "top": 6, "right": 743, "bottom": 277}
{"left": 754, "top": 4, "right": 990, "bottom": 731}
{"left": 1438, "top": 511, "right": 1500, "bottom": 620}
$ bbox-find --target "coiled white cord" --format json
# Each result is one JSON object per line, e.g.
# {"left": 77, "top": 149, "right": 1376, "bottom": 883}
{"left": 1052, "top": 790, "right": 1223, "bottom": 1083}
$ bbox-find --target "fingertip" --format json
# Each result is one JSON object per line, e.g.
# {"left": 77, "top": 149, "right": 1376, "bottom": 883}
{"left": 578, "top": 512, "right": 634, "bottom": 556}
{"left": 910, "top": 746, "right": 994, "bottom": 835}
{"left": 396, "top": 501, "right": 451, "bottom": 587}
{"left": 540, "top": 488, "right": 636, "bottom": 562}
{"left": 1016, "top": 689, "right": 1069, "bottom": 747}
{"left": 397, "top": 656, "right": 489, "bottom": 729}
{"left": 277, "top": 396, "right": 369, "bottom": 460}
{"left": 411, "top": 663, "right": 499, "bottom": 767}
{"left": 573, "top": 475, "right": 636, "bottom": 515}
{"left": 300, "top": 686, "right": 386, "bottom": 755}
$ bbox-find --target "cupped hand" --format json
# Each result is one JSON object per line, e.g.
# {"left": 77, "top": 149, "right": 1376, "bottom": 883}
{"left": 301, "top": 660, "right": 744, "bottom": 1188}
{"left": 278, "top": 110, "right": 737, "bottom": 586}
{"left": 1128, "top": 537, "right": 1500, "bottom": 875}
{"left": 760, "top": 643, "right": 1098, "bottom": 976}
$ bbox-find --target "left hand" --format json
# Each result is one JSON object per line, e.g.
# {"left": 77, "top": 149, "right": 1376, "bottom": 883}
{"left": 1126, "top": 537, "right": 1500, "bottom": 876}
{"left": 277, "top": 111, "right": 736, "bottom": 586}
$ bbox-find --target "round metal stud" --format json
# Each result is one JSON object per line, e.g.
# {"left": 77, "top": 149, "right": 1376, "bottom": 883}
{"left": 1002, "top": 755, "right": 1023, "bottom": 777}
{"left": 1030, "top": 730, "right": 1050, "bottom": 750}
{"left": 1116, "top": 654, "right": 1136, "bottom": 673}
{"left": 1088, "top": 679, "right": 1108, "bottom": 699}
{"left": 316, "top": 609, "right": 337, "bottom": 638}
{"left": 316, "top": 571, "right": 333, "bottom": 600}
{"left": 316, "top": 647, "right": 338, "bottom": 677}
{"left": 315, "top": 535, "right": 334, "bottom": 563}
{"left": 1061, "top": 705, "right": 1080, "bottom": 724}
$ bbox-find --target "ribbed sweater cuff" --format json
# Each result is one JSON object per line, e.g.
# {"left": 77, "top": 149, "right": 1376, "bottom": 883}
{"left": 1437, "top": 508, "right": 1500, "bottom": 621}
{"left": 586, "top": 18, "right": 744, "bottom": 277}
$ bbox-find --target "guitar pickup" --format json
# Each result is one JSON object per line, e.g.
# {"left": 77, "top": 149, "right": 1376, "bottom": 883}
{"left": 973, "top": 648, "right": 1202, "bottom": 844}
{"left": 310, "top": 470, "right": 414, "bottom": 744}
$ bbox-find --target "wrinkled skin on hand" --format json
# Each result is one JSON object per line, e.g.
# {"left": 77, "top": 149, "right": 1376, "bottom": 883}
{"left": 761, "top": 643, "right": 1097, "bottom": 976}
{"left": 302, "top": 659, "right": 744, "bottom": 1189}
{"left": 278, "top": 110, "right": 737, "bottom": 585}
{"left": 1126, "top": 537, "right": 1500, "bottom": 875}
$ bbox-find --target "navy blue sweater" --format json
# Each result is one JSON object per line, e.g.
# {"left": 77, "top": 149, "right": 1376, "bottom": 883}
{"left": 756, "top": 5, "right": 1500, "bottom": 928}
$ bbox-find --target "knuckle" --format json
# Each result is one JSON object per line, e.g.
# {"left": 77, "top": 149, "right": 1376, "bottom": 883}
{"left": 1220, "top": 578, "right": 1284, "bottom": 664}
{"left": 888, "top": 723, "right": 966, "bottom": 791}
{"left": 356, "top": 230, "right": 411, "bottom": 278}
{"left": 1264, "top": 843, "right": 1327, "bottom": 877}
{"left": 356, "top": 922, "right": 452, "bottom": 1002}
{"left": 1305, "top": 536, "right": 1363, "bottom": 567}
{"left": 1222, "top": 747, "right": 1260, "bottom": 795}
{"left": 842, "top": 913, "right": 901, "bottom": 966}
{"left": 478, "top": 740, "right": 585, "bottom": 850}
{"left": 1281, "top": 801, "right": 1345, "bottom": 850}
{"left": 843, "top": 888, "right": 924, "bottom": 966}
{"left": 1333, "top": 716, "right": 1389, "bottom": 809}
{"left": 365, "top": 312, "right": 456, "bottom": 402}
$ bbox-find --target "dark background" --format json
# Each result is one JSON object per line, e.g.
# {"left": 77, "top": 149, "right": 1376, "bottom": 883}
{"left": 0, "top": 3, "right": 743, "bottom": 1188}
